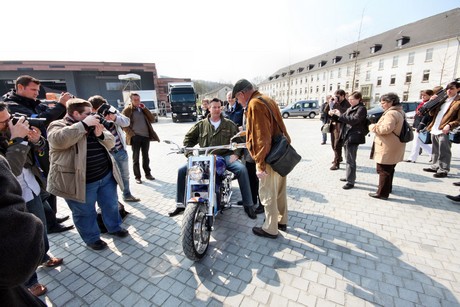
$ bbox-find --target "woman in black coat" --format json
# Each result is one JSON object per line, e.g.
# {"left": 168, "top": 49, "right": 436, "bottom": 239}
{"left": 330, "top": 91, "right": 368, "bottom": 189}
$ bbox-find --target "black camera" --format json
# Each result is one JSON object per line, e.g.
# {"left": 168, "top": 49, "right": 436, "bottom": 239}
{"left": 11, "top": 113, "right": 46, "bottom": 129}
{"left": 97, "top": 103, "right": 117, "bottom": 117}
{"left": 90, "top": 113, "right": 113, "bottom": 130}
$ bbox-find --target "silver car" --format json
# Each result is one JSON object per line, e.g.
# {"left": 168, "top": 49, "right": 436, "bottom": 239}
{"left": 281, "top": 100, "right": 319, "bottom": 119}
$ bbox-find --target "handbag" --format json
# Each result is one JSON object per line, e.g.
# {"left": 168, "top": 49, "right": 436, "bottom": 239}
{"left": 449, "top": 127, "right": 460, "bottom": 144}
{"left": 258, "top": 97, "right": 302, "bottom": 177}
{"left": 418, "top": 129, "right": 432, "bottom": 144}
{"left": 321, "top": 123, "right": 330, "bottom": 133}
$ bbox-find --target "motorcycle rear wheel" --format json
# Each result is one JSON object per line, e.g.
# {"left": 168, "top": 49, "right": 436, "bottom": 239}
{"left": 181, "top": 202, "right": 210, "bottom": 260}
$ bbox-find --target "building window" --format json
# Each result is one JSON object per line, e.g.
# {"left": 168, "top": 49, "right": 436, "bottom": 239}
{"left": 106, "top": 82, "right": 124, "bottom": 91}
{"left": 361, "top": 85, "right": 371, "bottom": 98}
{"left": 379, "top": 59, "right": 384, "bottom": 70}
{"left": 356, "top": 65, "right": 361, "bottom": 75}
{"left": 392, "top": 56, "right": 399, "bottom": 68}
{"left": 346, "top": 81, "right": 350, "bottom": 90}
{"left": 338, "top": 68, "right": 342, "bottom": 78}
{"left": 322, "top": 85, "right": 325, "bottom": 92}
{"left": 337, "top": 83, "right": 341, "bottom": 90}
{"left": 377, "top": 77, "right": 382, "bottom": 86}
{"left": 367, "top": 61, "right": 372, "bottom": 67}
{"left": 316, "top": 86, "right": 319, "bottom": 93}
{"left": 354, "top": 80, "right": 359, "bottom": 89}
{"left": 346, "top": 66, "right": 351, "bottom": 76}
{"left": 310, "top": 86, "right": 313, "bottom": 93}
{"left": 365, "top": 71, "right": 371, "bottom": 81}
{"left": 425, "top": 48, "right": 433, "bottom": 62}
{"left": 390, "top": 75, "right": 396, "bottom": 85}
{"left": 375, "top": 93, "right": 380, "bottom": 103}
{"left": 329, "top": 84, "right": 333, "bottom": 91}
{"left": 407, "top": 52, "right": 415, "bottom": 65}
{"left": 323, "top": 72, "right": 326, "bottom": 80}
{"left": 330, "top": 70, "right": 334, "bottom": 79}
{"left": 405, "top": 72, "right": 412, "bottom": 83}
{"left": 422, "top": 70, "right": 430, "bottom": 82}
{"left": 370, "top": 44, "right": 382, "bottom": 54}
{"left": 317, "top": 74, "right": 320, "bottom": 81}
{"left": 311, "top": 75, "right": 314, "bottom": 82}
{"left": 403, "top": 91, "right": 409, "bottom": 101}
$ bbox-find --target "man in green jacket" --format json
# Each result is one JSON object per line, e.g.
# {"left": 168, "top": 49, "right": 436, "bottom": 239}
{"left": 168, "top": 98, "right": 256, "bottom": 219}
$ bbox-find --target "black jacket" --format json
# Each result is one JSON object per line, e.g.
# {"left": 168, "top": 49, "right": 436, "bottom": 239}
{"left": 224, "top": 101, "right": 244, "bottom": 127}
{"left": 0, "top": 156, "right": 46, "bottom": 307}
{"left": 337, "top": 102, "right": 368, "bottom": 145}
{"left": 2, "top": 90, "right": 66, "bottom": 127}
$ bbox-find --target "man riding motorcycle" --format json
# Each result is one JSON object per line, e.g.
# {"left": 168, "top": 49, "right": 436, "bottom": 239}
{"left": 168, "top": 98, "right": 257, "bottom": 219}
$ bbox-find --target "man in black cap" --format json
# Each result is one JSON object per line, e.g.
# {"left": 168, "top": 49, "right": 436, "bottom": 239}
{"left": 232, "top": 79, "right": 291, "bottom": 239}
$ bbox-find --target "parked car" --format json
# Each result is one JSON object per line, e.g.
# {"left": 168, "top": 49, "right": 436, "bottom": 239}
{"left": 406, "top": 110, "right": 416, "bottom": 127}
{"left": 367, "top": 102, "right": 419, "bottom": 124}
{"left": 281, "top": 100, "right": 319, "bottom": 119}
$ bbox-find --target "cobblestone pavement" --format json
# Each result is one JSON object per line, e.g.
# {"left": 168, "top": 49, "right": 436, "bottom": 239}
{"left": 39, "top": 116, "right": 460, "bottom": 306}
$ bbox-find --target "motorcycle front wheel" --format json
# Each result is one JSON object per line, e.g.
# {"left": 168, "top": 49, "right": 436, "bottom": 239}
{"left": 181, "top": 202, "right": 210, "bottom": 260}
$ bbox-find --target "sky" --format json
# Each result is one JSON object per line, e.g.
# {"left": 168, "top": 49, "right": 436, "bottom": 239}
{"left": 1, "top": 0, "right": 459, "bottom": 84}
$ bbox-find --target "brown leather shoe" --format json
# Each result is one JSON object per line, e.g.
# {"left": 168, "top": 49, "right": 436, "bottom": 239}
{"left": 330, "top": 165, "right": 339, "bottom": 170}
{"left": 28, "top": 283, "right": 47, "bottom": 296}
{"left": 43, "top": 257, "right": 63, "bottom": 267}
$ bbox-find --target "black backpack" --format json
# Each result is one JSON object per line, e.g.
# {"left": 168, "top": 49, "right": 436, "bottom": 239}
{"left": 395, "top": 117, "right": 414, "bottom": 143}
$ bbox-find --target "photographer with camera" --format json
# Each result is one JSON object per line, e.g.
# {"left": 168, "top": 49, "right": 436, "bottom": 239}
{"left": 47, "top": 98, "right": 129, "bottom": 250}
{"left": 89, "top": 95, "right": 140, "bottom": 202}
{"left": 0, "top": 102, "right": 64, "bottom": 297}
{"left": 2, "top": 75, "right": 75, "bottom": 234}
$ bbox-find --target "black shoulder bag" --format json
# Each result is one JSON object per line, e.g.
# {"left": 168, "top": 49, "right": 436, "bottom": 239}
{"left": 257, "top": 97, "right": 302, "bottom": 177}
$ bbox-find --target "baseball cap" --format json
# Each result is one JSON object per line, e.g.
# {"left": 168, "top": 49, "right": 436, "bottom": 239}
{"left": 231, "top": 79, "right": 252, "bottom": 98}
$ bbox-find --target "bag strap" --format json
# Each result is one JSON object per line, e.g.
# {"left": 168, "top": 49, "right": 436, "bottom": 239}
{"left": 392, "top": 112, "right": 407, "bottom": 138}
{"left": 256, "top": 96, "right": 285, "bottom": 135}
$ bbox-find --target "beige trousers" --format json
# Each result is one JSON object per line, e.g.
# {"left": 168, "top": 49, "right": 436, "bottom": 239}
{"left": 260, "top": 164, "right": 288, "bottom": 235}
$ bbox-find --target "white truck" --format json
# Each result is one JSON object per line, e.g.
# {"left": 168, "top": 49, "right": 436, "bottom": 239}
{"left": 122, "top": 90, "right": 159, "bottom": 122}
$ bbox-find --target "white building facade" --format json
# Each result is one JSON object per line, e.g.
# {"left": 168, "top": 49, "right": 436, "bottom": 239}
{"left": 258, "top": 9, "right": 460, "bottom": 107}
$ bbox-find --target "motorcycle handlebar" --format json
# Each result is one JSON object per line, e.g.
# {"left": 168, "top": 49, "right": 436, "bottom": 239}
{"left": 164, "top": 140, "right": 246, "bottom": 155}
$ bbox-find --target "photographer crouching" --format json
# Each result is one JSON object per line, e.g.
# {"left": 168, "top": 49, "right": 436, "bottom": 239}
{"left": 46, "top": 98, "right": 129, "bottom": 250}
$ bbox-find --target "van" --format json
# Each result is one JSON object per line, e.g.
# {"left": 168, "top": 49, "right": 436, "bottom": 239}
{"left": 281, "top": 100, "right": 319, "bottom": 119}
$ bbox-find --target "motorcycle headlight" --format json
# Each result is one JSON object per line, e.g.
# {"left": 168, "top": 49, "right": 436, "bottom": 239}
{"left": 188, "top": 165, "right": 204, "bottom": 181}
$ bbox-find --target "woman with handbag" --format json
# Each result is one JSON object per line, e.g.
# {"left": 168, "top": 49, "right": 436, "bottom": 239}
{"left": 330, "top": 91, "right": 368, "bottom": 190}
{"left": 405, "top": 89, "right": 434, "bottom": 163}
{"left": 368, "top": 93, "right": 406, "bottom": 200}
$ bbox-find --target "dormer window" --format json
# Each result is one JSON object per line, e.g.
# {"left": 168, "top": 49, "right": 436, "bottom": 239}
{"left": 307, "top": 64, "right": 315, "bottom": 71}
{"left": 318, "top": 60, "right": 327, "bottom": 67}
{"left": 297, "top": 67, "right": 304, "bottom": 73}
{"left": 275, "top": 74, "right": 280, "bottom": 79}
{"left": 349, "top": 51, "right": 360, "bottom": 59}
{"left": 396, "top": 36, "right": 410, "bottom": 47}
{"left": 332, "top": 56, "right": 342, "bottom": 64}
{"left": 289, "top": 70, "right": 295, "bottom": 75}
{"left": 269, "top": 76, "right": 273, "bottom": 81}
{"left": 281, "top": 72, "right": 287, "bottom": 77}
{"left": 370, "top": 44, "right": 382, "bottom": 53}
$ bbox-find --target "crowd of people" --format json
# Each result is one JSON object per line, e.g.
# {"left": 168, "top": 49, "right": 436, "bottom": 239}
{"left": 2, "top": 73, "right": 460, "bottom": 306}
{"left": 319, "top": 81, "right": 460, "bottom": 200}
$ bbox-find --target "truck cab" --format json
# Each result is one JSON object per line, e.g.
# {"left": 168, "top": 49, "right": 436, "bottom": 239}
{"left": 168, "top": 82, "right": 198, "bottom": 122}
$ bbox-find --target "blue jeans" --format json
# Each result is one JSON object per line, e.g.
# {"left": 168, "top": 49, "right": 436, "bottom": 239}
{"left": 176, "top": 156, "right": 254, "bottom": 207}
{"left": 65, "top": 171, "right": 123, "bottom": 244}
{"left": 110, "top": 148, "right": 132, "bottom": 198}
